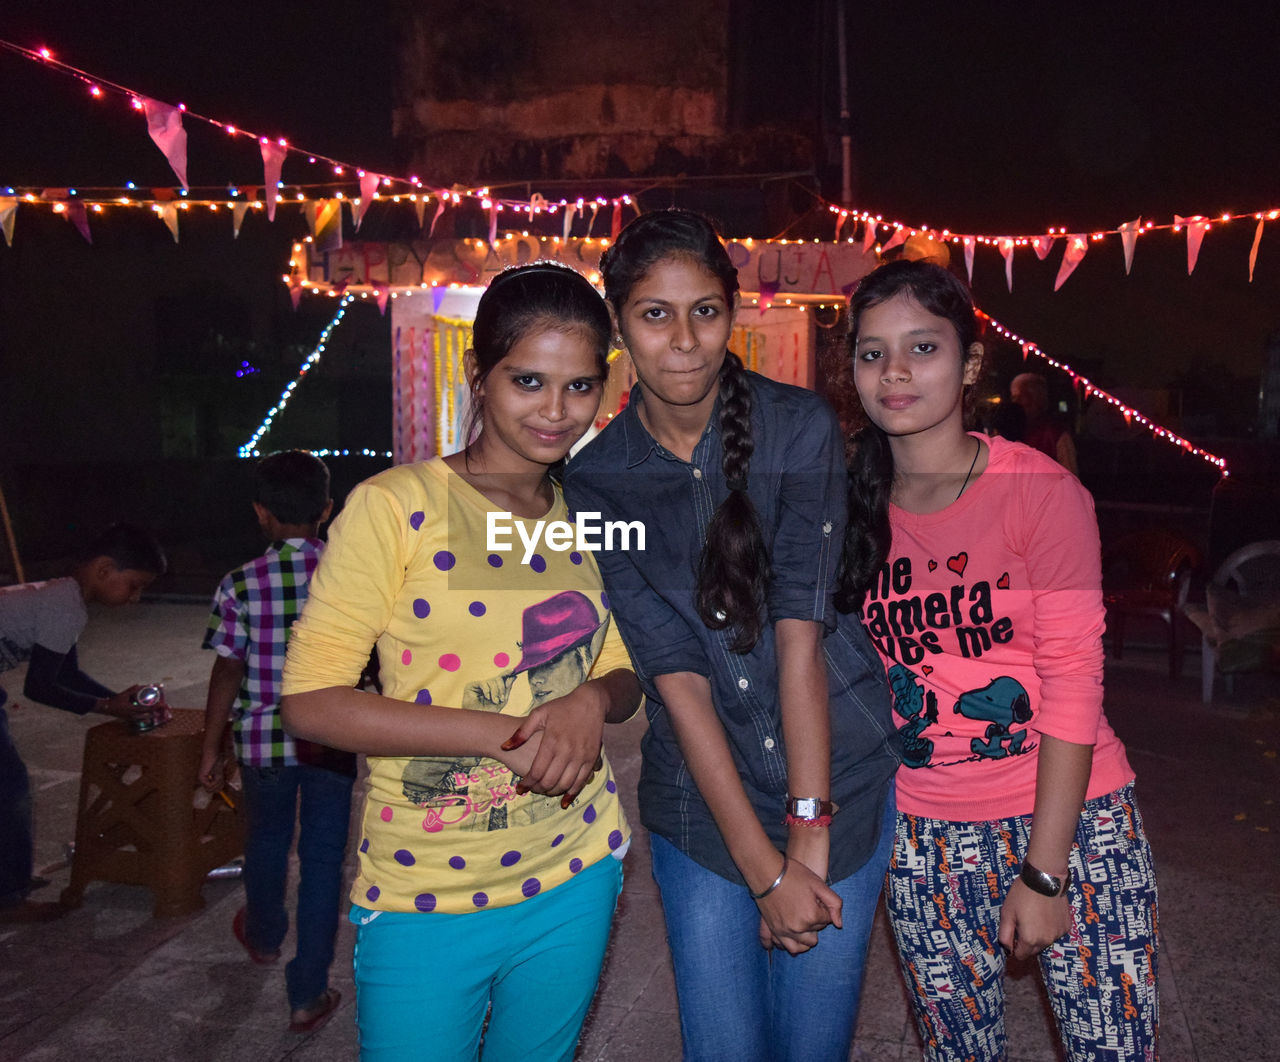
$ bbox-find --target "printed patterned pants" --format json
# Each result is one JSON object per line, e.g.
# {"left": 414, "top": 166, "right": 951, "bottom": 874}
{"left": 886, "top": 783, "right": 1158, "bottom": 1061}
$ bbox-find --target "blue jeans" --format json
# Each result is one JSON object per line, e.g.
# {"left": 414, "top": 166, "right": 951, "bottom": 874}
{"left": 651, "top": 786, "right": 896, "bottom": 1062}
{"left": 0, "top": 700, "right": 35, "bottom": 907}
{"left": 350, "top": 854, "right": 623, "bottom": 1062}
{"left": 240, "top": 763, "right": 355, "bottom": 1010}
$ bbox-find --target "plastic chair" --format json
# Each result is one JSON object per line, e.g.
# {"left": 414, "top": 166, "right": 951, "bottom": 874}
{"left": 1192, "top": 540, "right": 1280, "bottom": 704}
{"left": 1102, "top": 529, "right": 1202, "bottom": 678}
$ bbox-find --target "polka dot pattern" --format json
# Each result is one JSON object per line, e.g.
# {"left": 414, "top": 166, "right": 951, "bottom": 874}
{"left": 529, "top": 554, "right": 547, "bottom": 573}
{"left": 380, "top": 806, "right": 393, "bottom": 822}
{"left": 401, "top": 649, "right": 412, "bottom": 666}
{"left": 409, "top": 511, "right": 425, "bottom": 531}
{"left": 551, "top": 834, "right": 565, "bottom": 848}
{"left": 487, "top": 554, "right": 503, "bottom": 568}
{"left": 359, "top": 838, "right": 369, "bottom": 853}
{"left": 522, "top": 878, "right": 542, "bottom": 898}
{"left": 493, "top": 652, "right": 510, "bottom": 668}
{"left": 500, "top": 850, "right": 522, "bottom": 867}
{"left": 468, "top": 601, "right": 486, "bottom": 617}
{"left": 582, "top": 804, "right": 597, "bottom": 824}
{"left": 449, "top": 855, "right": 466, "bottom": 870}
{"left": 606, "top": 779, "right": 617, "bottom": 794}
{"left": 472, "top": 892, "right": 489, "bottom": 908}
{"left": 439, "top": 653, "right": 461, "bottom": 672}
{"left": 569, "top": 551, "right": 583, "bottom": 565}
{"left": 366, "top": 885, "right": 381, "bottom": 902}
{"left": 394, "top": 849, "right": 415, "bottom": 866}
{"left": 569, "top": 858, "right": 583, "bottom": 874}
{"left": 413, "top": 598, "right": 430, "bottom": 618}
{"left": 414, "top": 893, "right": 437, "bottom": 912}
{"left": 414, "top": 689, "right": 432, "bottom": 705}
{"left": 433, "top": 550, "right": 456, "bottom": 571}
{"left": 600, "top": 591, "right": 610, "bottom": 610}
{"left": 608, "top": 830, "right": 624, "bottom": 850}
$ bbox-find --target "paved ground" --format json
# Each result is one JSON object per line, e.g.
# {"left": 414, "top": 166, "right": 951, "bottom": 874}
{"left": 1, "top": 600, "right": 1276, "bottom": 1061}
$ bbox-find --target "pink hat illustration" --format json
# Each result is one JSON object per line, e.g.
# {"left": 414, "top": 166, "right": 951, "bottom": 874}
{"left": 511, "top": 591, "right": 603, "bottom": 674}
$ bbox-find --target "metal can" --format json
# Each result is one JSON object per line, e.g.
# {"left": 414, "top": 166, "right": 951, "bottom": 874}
{"left": 129, "top": 683, "right": 165, "bottom": 733}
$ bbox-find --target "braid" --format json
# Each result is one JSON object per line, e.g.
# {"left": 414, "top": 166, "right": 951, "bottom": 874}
{"left": 834, "top": 425, "right": 894, "bottom": 613}
{"left": 696, "top": 353, "right": 770, "bottom": 652}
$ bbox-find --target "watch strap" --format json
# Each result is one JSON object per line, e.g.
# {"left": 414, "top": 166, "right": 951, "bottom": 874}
{"left": 785, "top": 797, "right": 837, "bottom": 820}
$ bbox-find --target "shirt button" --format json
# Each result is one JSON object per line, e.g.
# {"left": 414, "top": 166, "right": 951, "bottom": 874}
{"left": 693, "top": 468, "right": 703, "bottom": 479}
{"left": 822, "top": 520, "right": 833, "bottom": 534}
{"left": 737, "top": 677, "right": 749, "bottom": 690}
{"left": 764, "top": 737, "right": 775, "bottom": 750}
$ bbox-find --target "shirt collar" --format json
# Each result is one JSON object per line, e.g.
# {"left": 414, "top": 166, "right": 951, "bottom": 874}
{"left": 269, "top": 537, "right": 323, "bottom": 555}
{"left": 618, "top": 384, "right": 722, "bottom": 469}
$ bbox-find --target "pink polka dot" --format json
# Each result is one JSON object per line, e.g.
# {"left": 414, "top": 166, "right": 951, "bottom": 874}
{"left": 401, "top": 649, "right": 412, "bottom": 666}
{"left": 380, "top": 806, "right": 393, "bottom": 822}
{"left": 439, "top": 653, "right": 461, "bottom": 672}
{"left": 493, "top": 652, "right": 510, "bottom": 668}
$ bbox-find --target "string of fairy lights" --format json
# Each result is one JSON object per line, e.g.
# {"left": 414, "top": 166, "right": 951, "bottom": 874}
{"left": 1, "top": 37, "right": 1253, "bottom": 471}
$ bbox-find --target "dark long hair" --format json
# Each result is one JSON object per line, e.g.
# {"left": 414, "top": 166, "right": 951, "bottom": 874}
{"left": 601, "top": 210, "right": 768, "bottom": 652}
{"left": 464, "top": 261, "right": 612, "bottom": 445}
{"left": 835, "top": 260, "right": 981, "bottom": 612}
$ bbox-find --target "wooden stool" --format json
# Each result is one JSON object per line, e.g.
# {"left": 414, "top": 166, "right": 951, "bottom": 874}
{"left": 61, "top": 709, "right": 244, "bottom": 917}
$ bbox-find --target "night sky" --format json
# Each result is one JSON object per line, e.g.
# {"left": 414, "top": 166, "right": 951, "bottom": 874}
{"left": 2, "top": 3, "right": 1278, "bottom": 420}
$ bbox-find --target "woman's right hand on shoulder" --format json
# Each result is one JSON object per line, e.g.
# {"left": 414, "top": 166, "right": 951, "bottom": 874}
{"left": 754, "top": 855, "right": 843, "bottom": 954}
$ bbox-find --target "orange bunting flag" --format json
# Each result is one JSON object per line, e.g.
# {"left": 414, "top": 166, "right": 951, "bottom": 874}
{"left": 232, "top": 202, "right": 250, "bottom": 238}
{"left": 1053, "top": 234, "right": 1088, "bottom": 290}
{"left": 414, "top": 196, "right": 426, "bottom": 229}
{"left": 157, "top": 202, "right": 179, "bottom": 243}
{"left": 1249, "top": 218, "right": 1264, "bottom": 282}
{"left": 140, "top": 97, "right": 189, "bottom": 190}
{"left": 998, "top": 238, "right": 1015, "bottom": 291}
{"left": 355, "top": 172, "right": 380, "bottom": 230}
{"left": 1175, "top": 215, "right": 1209, "bottom": 274}
{"left": 0, "top": 197, "right": 16, "bottom": 247}
{"left": 860, "top": 220, "right": 878, "bottom": 254}
{"left": 260, "top": 140, "right": 287, "bottom": 221}
{"left": 962, "top": 237, "right": 975, "bottom": 281}
{"left": 834, "top": 212, "right": 848, "bottom": 241}
{"left": 1118, "top": 218, "right": 1141, "bottom": 274}
{"left": 1032, "top": 235, "right": 1055, "bottom": 260}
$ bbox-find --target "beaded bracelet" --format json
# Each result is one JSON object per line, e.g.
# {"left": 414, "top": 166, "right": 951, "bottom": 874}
{"left": 748, "top": 855, "right": 789, "bottom": 900}
{"left": 785, "top": 813, "right": 833, "bottom": 828}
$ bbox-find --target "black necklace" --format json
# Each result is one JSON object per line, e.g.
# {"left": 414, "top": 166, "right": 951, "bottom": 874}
{"left": 955, "top": 437, "right": 981, "bottom": 501}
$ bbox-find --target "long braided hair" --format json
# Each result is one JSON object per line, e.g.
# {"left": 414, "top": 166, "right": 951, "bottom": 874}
{"left": 601, "top": 210, "right": 770, "bottom": 652}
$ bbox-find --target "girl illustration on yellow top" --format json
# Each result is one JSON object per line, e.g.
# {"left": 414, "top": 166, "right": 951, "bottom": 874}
{"left": 282, "top": 262, "right": 641, "bottom": 1062}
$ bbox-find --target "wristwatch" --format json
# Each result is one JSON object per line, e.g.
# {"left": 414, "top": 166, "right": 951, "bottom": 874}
{"left": 785, "top": 797, "right": 837, "bottom": 820}
{"left": 1019, "top": 860, "right": 1071, "bottom": 897}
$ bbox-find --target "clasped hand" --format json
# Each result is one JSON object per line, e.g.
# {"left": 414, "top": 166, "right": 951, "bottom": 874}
{"left": 756, "top": 831, "right": 842, "bottom": 955}
{"left": 497, "top": 684, "right": 605, "bottom": 807}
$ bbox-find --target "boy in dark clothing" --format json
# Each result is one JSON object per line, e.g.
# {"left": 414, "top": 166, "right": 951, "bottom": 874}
{"left": 0, "top": 523, "right": 167, "bottom": 922}
{"left": 198, "top": 450, "right": 354, "bottom": 1035}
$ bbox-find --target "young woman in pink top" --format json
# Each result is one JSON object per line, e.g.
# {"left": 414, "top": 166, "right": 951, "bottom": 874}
{"left": 837, "top": 260, "right": 1158, "bottom": 1061}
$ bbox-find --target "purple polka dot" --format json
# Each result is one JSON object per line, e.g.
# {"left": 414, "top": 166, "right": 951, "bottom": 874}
{"left": 413, "top": 598, "right": 430, "bottom": 619}
{"left": 487, "top": 554, "right": 503, "bottom": 568}
{"left": 414, "top": 893, "right": 437, "bottom": 912}
{"left": 582, "top": 804, "right": 597, "bottom": 824}
{"left": 449, "top": 855, "right": 466, "bottom": 870}
{"left": 468, "top": 601, "right": 487, "bottom": 617}
{"left": 569, "top": 858, "right": 583, "bottom": 874}
{"left": 522, "top": 878, "right": 542, "bottom": 898}
{"left": 439, "top": 653, "right": 461, "bottom": 672}
{"left": 529, "top": 553, "right": 547, "bottom": 573}
{"left": 551, "top": 833, "right": 565, "bottom": 848}
{"left": 600, "top": 592, "right": 610, "bottom": 610}
{"left": 500, "top": 850, "right": 522, "bottom": 867}
{"left": 433, "top": 550, "right": 456, "bottom": 571}
{"left": 359, "top": 838, "right": 369, "bottom": 853}
{"left": 409, "top": 511, "right": 425, "bottom": 531}
{"left": 394, "top": 849, "right": 415, "bottom": 867}
{"left": 472, "top": 892, "right": 489, "bottom": 908}
{"left": 366, "top": 885, "right": 381, "bottom": 901}
{"left": 606, "top": 779, "right": 617, "bottom": 794}
{"left": 569, "top": 551, "right": 583, "bottom": 565}
{"left": 608, "top": 829, "right": 624, "bottom": 850}
{"left": 415, "top": 689, "right": 432, "bottom": 705}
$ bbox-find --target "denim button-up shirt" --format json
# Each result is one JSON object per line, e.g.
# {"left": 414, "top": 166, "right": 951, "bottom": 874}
{"left": 565, "top": 372, "right": 901, "bottom": 885}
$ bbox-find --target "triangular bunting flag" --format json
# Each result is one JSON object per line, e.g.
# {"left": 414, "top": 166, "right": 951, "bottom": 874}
{"left": 1118, "top": 217, "right": 1141, "bottom": 274}
{"left": 1249, "top": 218, "right": 1264, "bottom": 282}
{"left": 562, "top": 203, "right": 577, "bottom": 241}
{"left": 63, "top": 202, "right": 92, "bottom": 243}
{"left": 1175, "top": 215, "right": 1209, "bottom": 274}
{"left": 260, "top": 139, "right": 288, "bottom": 221}
{"left": 0, "top": 198, "right": 16, "bottom": 247}
{"left": 1032, "top": 235, "right": 1056, "bottom": 260}
{"left": 861, "top": 220, "right": 878, "bottom": 254}
{"left": 232, "top": 202, "right": 249, "bottom": 238}
{"left": 355, "top": 172, "right": 380, "bottom": 230}
{"left": 140, "top": 97, "right": 189, "bottom": 190}
{"left": 1053, "top": 235, "right": 1088, "bottom": 290}
{"left": 488, "top": 202, "right": 499, "bottom": 248}
{"left": 962, "top": 237, "right": 975, "bottom": 281}
{"left": 373, "top": 281, "right": 390, "bottom": 315}
{"left": 157, "top": 202, "right": 179, "bottom": 243}
{"left": 414, "top": 196, "right": 426, "bottom": 229}
{"left": 998, "top": 238, "right": 1015, "bottom": 292}
{"left": 882, "top": 227, "right": 908, "bottom": 252}
{"left": 611, "top": 200, "right": 623, "bottom": 239}
{"left": 429, "top": 195, "right": 446, "bottom": 237}
{"left": 834, "top": 212, "right": 848, "bottom": 241}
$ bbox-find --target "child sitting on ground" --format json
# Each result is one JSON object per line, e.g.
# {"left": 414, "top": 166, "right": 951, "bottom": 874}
{"left": 0, "top": 523, "right": 167, "bottom": 923}
{"left": 198, "top": 449, "right": 355, "bottom": 1036}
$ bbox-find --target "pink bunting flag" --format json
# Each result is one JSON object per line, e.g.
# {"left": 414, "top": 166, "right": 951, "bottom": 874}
{"left": 1032, "top": 235, "right": 1055, "bottom": 260}
{"left": 588, "top": 202, "right": 600, "bottom": 234}
{"left": 157, "top": 202, "right": 179, "bottom": 243}
{"left": 373, "top": 281, "right": 390, "bottom": 315}
{"left": 562, "top": 202, "right": 577, "bottom": 241}
{"left": 260, "top": 139, "right": 288, "bottom": 221}
{"left": 0, "top": 197, "right": 16, "bottom": 247}
{"left": 1053, "top": 234, "right": 1088, "bottom": 290}
{"left": 1118, "top": 218, "right": 1141, "bottom": 274}
{"left": 758, "top": 278, "right": 779, "bottom": 314}
{"left": 289, "top": 276, "right": 304, "bottom": 309}
{"left": 63, "top": 202, "right": 92, "bottom": 243}
{"left": 962, "top": 237, "right": 975, "bottom": 281}
{"left": 1175, "top": 215, "right": 1209, "bottom": 274}
{"left": 355, "top": 172, "right": 380, "bottom": 230}
{"left": 488, "top": 202, "right": 499, "bottom": 247}
{"left": 1249, "top": 218, "right": 1264, "bottom": 282}
{"left": 861, "top": 220, "right": 878, "bottom": 254}
{"left": 429, "top": 195, "right": 446, "bottom": 237}
{"left": 834, "top": 212, "right": 848, "bottom": 241}
{"left": 881, "top": 227, "right": 908, "bottom": 252}
{"left": 140, "top": 97, "right": 189, "bottom": 190}
{"left": 998, "top": 238, "right": 1015, "bottom": 292}
{"left": 611, "top": 200, "right": 623, "bottom": 239}
{"left": 231, "top": 202, "right": 249, "bottom": 238}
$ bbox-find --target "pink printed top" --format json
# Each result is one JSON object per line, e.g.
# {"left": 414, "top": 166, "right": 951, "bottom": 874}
{"left": 862, "top": 435, "right": 1133, "bottom": 821}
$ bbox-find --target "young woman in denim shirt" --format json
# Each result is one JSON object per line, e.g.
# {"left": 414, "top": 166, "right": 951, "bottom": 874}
{"left": 564, "top": 210, "right": 901, "bottom": 1062}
